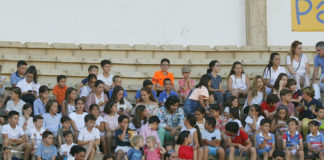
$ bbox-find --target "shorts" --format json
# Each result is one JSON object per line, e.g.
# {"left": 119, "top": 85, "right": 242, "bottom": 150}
{"left": 286, "top": 149, "right": 297, "bottom": 155}
{"left": 257, "top": 148, "right": 271, "bottom": 156}
{"left": 207, "top": 146, "right": 219, "bottom": 156}
{"left": 10, "top": 143, "right": 25, "bottom": 151}
{"left": 226, "top": 148, "right": 248, "bottom": 156}
{"left": 115, "top": 146, "right": 131, "bottom": 153}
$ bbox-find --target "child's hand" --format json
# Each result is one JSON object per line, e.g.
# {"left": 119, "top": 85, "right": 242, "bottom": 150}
{"left": 63, "top": 151, "right": 67, "bottom": 156}
{"left": 265, "top": 135, "right": 272, "bottom": 141}
{"left": 98, "top": 101, "right": 106, "bottom": 106}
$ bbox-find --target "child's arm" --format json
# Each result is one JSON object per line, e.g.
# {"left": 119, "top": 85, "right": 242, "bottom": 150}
{"left": 71, "top": 120, "right": 78, "bottom": 133}
{"left": 96, "top": 121, "right": 105, "bottom": 132}
{"left": 270, "top": 119, "right": 277, "bottom": 133}
{"left": 193, "top": 130, "right": 200, "bottom": 148}
{"left": 37, "top": 156, "right": 42, "bottom": 160}
{"left": 118, "top": 129, "right": 127, "bottom": 142}
{"left": 258, "top": 135, "right": 271, "bottom": 149}
{"left": 247, "top": 92, "right": 252, "bottom": 106}
{"left": 31, "top": 138, "right": 36, "bottom": 152}
{"left": 227, "top": 78, "right": 233, "bottom": 92}
{"left": 198, "top": 95, "right": 206, "bottom": 109}
{"left": 298, "top": 138, "right": 303, "bottom": 151}
{"left": 282, "top": 139, "right": 287, "bottom": 150}
{"left": 208, "top": 139, "right": 221, "bottom": 147}
{"left": 245, "top": 75, "right": 250, "bottom": 91}
{"left": 243, "top": 139, "right": 252, "bottom": 151}
{"left": 61, "top": 102, "right": 67, "bottom": 116}
{"left": 57, "top": 134, "right": 62, "bottom": 147}
{"left": 226, "top": 136, "right": 240, "bottom": 148}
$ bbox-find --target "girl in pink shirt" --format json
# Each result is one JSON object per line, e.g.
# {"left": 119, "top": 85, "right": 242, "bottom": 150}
{"left": 144, "top": 136, "right": 166, "bottom": 160}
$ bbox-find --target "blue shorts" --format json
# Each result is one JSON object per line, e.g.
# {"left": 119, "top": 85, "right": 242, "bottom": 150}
{"left": 226, "top": 148, "right": 248, "bottom": 156}
{"left": 207, "top": 146, "right": 219, "bottom": 156}
{"left": 257, "top": 148, "right": 271, "bottom": 156}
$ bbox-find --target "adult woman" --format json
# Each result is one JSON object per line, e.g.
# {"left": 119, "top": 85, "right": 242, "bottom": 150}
{"left": 286, "top": 40, "right": 310, "bottom": 89}
{"left": 85, "top": 80, "right": 108, "bottom": 112}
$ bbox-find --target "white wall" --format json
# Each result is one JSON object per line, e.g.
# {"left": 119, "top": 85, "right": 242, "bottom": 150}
{"left": 267, "top": 0, "right": 324, "bottom": 46}
{"left": 0, "top": 0, "right": 246, "bottom": 46}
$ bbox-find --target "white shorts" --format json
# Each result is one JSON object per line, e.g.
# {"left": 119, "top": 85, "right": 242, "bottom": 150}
{"left": 115, "top": 146, "right": 131, "bottom": 153}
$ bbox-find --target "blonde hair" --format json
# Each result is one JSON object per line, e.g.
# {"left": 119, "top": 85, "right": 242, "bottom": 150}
{"left": 302, "top": 87, "right": 315, "bottom": 98}
{"left": 130, "top": 135, "right": 144, "bottom": 147}
{"left": 250, "top": 75, "right": 266, "bottom": 98}
{"left": 146, "top": 136, "right": 156, "bottom": 144}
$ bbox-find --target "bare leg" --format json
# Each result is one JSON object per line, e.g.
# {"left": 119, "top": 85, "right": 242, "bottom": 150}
{"left": 106, "top": 133, "right": 112, "bottom": 153}
{"left": 89, "top": 147, "right": 95, "bottom": 160}
{"left": 229, "top": 146, "right": 235, "bottom": 160}
{"left": 217, "top": 147, "right": 225, "bottom": 160}
{"left": 100, "top": 135, "right": 107, "bottom": 154}
{"left": 286, "top": 150, "right": 291, "bottom": 160}
{"left": 116, "top": 150, "right": 125, "bottom": 160}
{"left": 298, "top": 150, "right": 304, "bottom": 160}
{"left": 197, "top": 147, "right": 203, "bottom": 160}
{"left": 263, "top": 152, "right": 268, "bottom": 160}
{"left": 84, "top": 140, "right": 94, "bottom": 160}
{"left": 23, "top": 142, "right": 32, "bottom": 160}
{"left": 250, "top": 147, "right": 257, "bottom": 160}
{"left": 202, "top": 147, "right": 208, "bottom": 160}
{"left": 320, "top": 151, "right": 324, "bottom": 160}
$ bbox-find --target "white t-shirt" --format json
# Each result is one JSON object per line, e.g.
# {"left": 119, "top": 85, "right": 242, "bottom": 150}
{"left": 196, "top": 119, "right": 205, "bottom": 132}
{"left": 60, "top": 143, "right": 76, "bottom": 159}
{"left": 103, "top": 114, "right": 119, "bottom": 131}
{"left": 69, "top": 112, "right": 88, "bottom": 131}
{"left": 243, "top": 91, "right": 264, "bottom": 109}
{"left": 77, "top": 127, "right": 100, "bottom": 141}
{"left": 97, "top": 74, "right": 114, "bottom": 86}
{"left": 263, "top": 66, "right": 286, "bottom": 86}
{"left": 188, "top": 86, "right": 209, "bottom": 101}
{"left": 201, "top": 129, "right": 221, "bottom": 141}
{"left": 67, "top": 103, "right": 76, "bottom": 115}
{"left": 181, "top": 126, "right": 197, "bottom": 146}
{"left": 286, "top": 54, "right": 308, "bottom": 75}
{"left": 230, "top": 74, "right": 247, "bottom": 90}
{"left": 18, "top": 116, "right": 35, "bottom": 135}
{"left": 228, "top": 118, "right": 242, "bottom": 128}
{"left": 244, "top": 116, "right": 265, "bottom": 134}
{"left": 2, "top": 124, "right": 24, "bottom": 139}
{"left": 16, "top": 78, "right": 40, "bottom": 96}
{"left": 224, "top": 107, "right": 241, "bottom": 115}
{"left": 95, "top": 92, "right": 105, "bottom": 112}
{"left": 30, "top": 127, "right": 46, "bottom": 148}
{"left": 5, "top": 100, "right": 26, "bottom": 116}
{"left": 80, "top": 86, "right": 92, "bottom": 98}
{"left": 96, "top": 116, "right": 105, "bottom": 136}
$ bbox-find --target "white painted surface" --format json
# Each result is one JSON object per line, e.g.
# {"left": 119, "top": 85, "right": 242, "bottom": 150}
{"left": 267, "top": 0, "right": 324, "bottom": 46}
{"left": 0, "top": 0, "right": 246, "bottom": 46}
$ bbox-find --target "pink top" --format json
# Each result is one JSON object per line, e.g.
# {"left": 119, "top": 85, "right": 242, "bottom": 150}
{"left": 103, "top": 114, "right": 119, "bottom": 131}
{"left": 188, "top": 86, "right": 209, "bottom": 101}
{"left": 178, "top": 79, "right": 195, "bottom": 96}
{"left": 276, "top": 101, "right": 295, "bottom": 116}
{"left": 144, "top": 147, "right": 161, "bottom": 160}
{"left": 139, "top": 124, "right": 161, "bottom": 144}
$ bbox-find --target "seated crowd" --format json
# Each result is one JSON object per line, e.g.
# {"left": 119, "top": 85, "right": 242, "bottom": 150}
{"left": 1, "top": 41, "right": 324, "bottom": 160}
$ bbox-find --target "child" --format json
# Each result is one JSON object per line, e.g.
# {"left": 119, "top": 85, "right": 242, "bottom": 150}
{"left": 33, "top": 85, "right": 49, "bottom": 116}
{"left": 70, "top": 98, "right": 88, "bottom": 136}
{"left": 70, "top": 145, "right": 86, "bottom": 160}
{"left": 175, "top": 131, "right": 194, "bottom": 160}
{"left": 183, "top": 74, "right": 211, "bottom": 115}
{"left": 30, "top": 115, "right": 45, "bottom": 155}
{"left": 244, "top": 75, "right": 266, "bottom": 110}
{"left": 224, "top": 96, "right": 240, "bottom": 118}
{"left": 102, "top": 153, "right": 114, "bottom": 160}
{"left": 261, "top": 94, "right": 280, "bottom": 120}
{"left": 18, "top": 103, "right": 34, "bottom": 136}
{"left": 42, "top": 100, "right": 62, "bottom": 137}
{"left": 115, "top": 115, "right": 131, "bottom": 160}
{"left": 10, "top": 60, "right": 27, "bottom": 87}
{"left": 89, "top": 104, "right": 107, "bottom": 154}
{"left": 179, "top": 66, "right": 195, "bottom": 102}
{"left": 98, "top": 59, "right": 114, "bottom": 92}
{"left": 110, "top": 86, "right": 132, "bottom": 116}
{"left": 315, "top": 107, "right": 324, "bottom": 131}
{"left": 159, "top": 78, "right": 178, "bottom": 106}
{"left": 210, "top": 104, "right": 228, "bottom": 133}
{"left": 61, "top": 87, "right": 77, "bottom": 116}
{"left": 59, "top": 130, "right": 76, "bottom": 160}
{"left": 85, "top": 80, "right": 108, "bottom": 112}
{"left": 52, "top": 75, "right": 68, "bottom": 109}
{"left": 81, "top": 65, "right": 99, "bottom": 85}
{"left": 272, "top": 73, "right": 288, "bottom": 97}
{"left": 127, "top": 135, "right": 145, "bottom": 160}
{"left": 57, "top": 116, "right": 72, "bottom": 146}
{"left": 17, "top": 65, "right": 40, "bottom": 105}
{"left": 137, "top": 87, "right": 159, "bottom": 117}
{"left": 195, "top": 107, "right": 206, "bottom": 132}
{"left": 283, "top": 118, "right": 304, "bottom": 160}
{"left": 306, "top": 120, "right": 324, "bottom": 160}
{"left": 2, "top": 111, "right": 32, "bottom": 160}
{"left": 104, "top": 100, "right": 120, "bottom": 153}
{"left": 139, "top": 115, "right": 161, "bottom": 146}
{"left": 244, "top": 104, "right": 265, "bottom": 136}
{"left": 5, "top": 87, "right": 25, "bottom": 116}
{"left": 201, "top": 117, "right": 225, "bottom": 160}
{"left": 108, "top": 75, "right": 128, "bottom": 98}
{"left": 36, "top": 131, "right": 57, "bottom": 160}
{"left": 152, "top": 58, "right": 174, "bottom": 92}
{"left": 144, "top": 136, "right": 166, "bottom": 160}
{"left": 287, "top": 79, "right": 302, "bottom": 108}
{"left": 276, "top": 89, "right": 295, "bottom": 116}
{"left": 207, "top": 60, "right": 225, "bottom": 109}
{"left": 256, "top": 119, "right": 275, "bottom": 160}
{"left": 181, "top": 114, "right": 202, "bottom": 160}
{"left": 77, "top": 114, "right": 100, "bottom": 160}
{"left": 225, "top": 122, "right": 256, "bottom": 160}
{"left": 228, "top": 107, "right": 243, "bottom": 130}
{"left": 227, "top": 61, "right": 250, "bottom": 97}
{"left": 0, "top": 64, "right": 9, "bottom": 109}
{"left": 271, "top": 106, "right": 290, "bottom": 150}
{"left": 80, "top": 74, "right": 97, "bottom": 99}
{"left": 135, "top": 79, "right": 157, "bottom": 103}
{"left": 129, "top": 105, "right": 147, "bottom": 131}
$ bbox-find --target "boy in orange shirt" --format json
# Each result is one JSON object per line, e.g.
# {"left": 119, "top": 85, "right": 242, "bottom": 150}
{"left": 152, "top": 58, "right": 174, "bottom": 92}
{"left": 52, "top": 75, "right": 68, "bottom": 110}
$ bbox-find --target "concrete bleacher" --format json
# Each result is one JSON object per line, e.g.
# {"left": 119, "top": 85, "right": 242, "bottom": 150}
{"left": 0, "top": 41, "right": 318, "bottom": 101}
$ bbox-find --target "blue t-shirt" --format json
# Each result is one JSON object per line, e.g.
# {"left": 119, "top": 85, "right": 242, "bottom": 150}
{"left": 301, "top": 98, "right": 323, "bottom": 119}
{"left": 33, "top": 98, "right": 46, "bottom": 116}
{"left": 108, "top": 87, "right": 128, "bottom": 98}
{"left": 36, "top": 143, "right": 57, "bottom": 160}
{"left": 208, "top": 73, "right": 222, "bottom": 90}
{"left": 10, "top": 71, "right": 24, "bottom": 86}
{"left": 115, "top": 129, "right": 131, "bottom": 147}
{"left": 127, "top": 148, "right": 143, "bottom": 160}
{"left": 255, "top": 132, "right": 275, "bottom": 150}
{"left": 314, "top": 54, "right": 324, "bottom": 74}
{"left": 306, "top": 132, "right": 324, "bottom": 150}
{"left": 135, "top": 89, "right": 157, "bottom": 99}
{"left": 81, "top": 78, "right": 88, "bottom": 85}
{"left": 158, "top": 90, "right": 178, "bottom": 103}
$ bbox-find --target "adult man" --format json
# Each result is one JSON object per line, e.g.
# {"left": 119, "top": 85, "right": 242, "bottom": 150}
{"left": 312, "top": 41, "right": 324, "bottom": 91}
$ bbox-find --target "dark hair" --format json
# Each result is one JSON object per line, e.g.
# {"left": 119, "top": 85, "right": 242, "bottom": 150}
{"left": 266, "top": 94, "right": 280, "bottom": 104}
{"left": 45, "top": 100, "right": 58, "bottom": 113}
{"left": 70, "top": 145, "right": 86, "bottom": 156}
{"left": 11, "top": 87, "right": 21, "bottom": 97}
{"left": 89, "top": 104, "right": 99, "bottom": 111}
{"left": 286, "top": 78, "right": 297, "bottom": 88}
{"left": 288, "top": 118, "right": 298, "bottom": 125}
{"left": 195, "top": 107, "right": 206, "bottom": 115}
{"left": 143, "top": 79, "right": 153, "bottom": 87}
{"left": 39, "top": 85, "right": 49, "bottom": 95}
{"left": 148, "top": 116, "right": 160, "bottom": 124}
{"left": 42, "top": 131, "right": 53, "bottom": 139}
{"left": 88, "top": 65, "right": 99, "bottom": 71}
{"left": 315, "top": 107, "right": 324, "bottom": 113}
{"left": 63, "top": 130, "right": 73, "bottom": 137}
{"left": 65, "top": 87, "right": 77, "bottom": 102}
{"left": 87, "top": 74, "right": 97, "bottom": 83}
{"left": 33, "top": 115, "right": 44, "bottom": 123}
{"left": 110, "top": 86, "right": 125, "bottom": 104}
{"left": 176, "top": 130, "right": 190, "bottom": 145}
{"left": 57, "top": 75, "right": 66, "bottom": 83}
{"left": 308, "top": 120, "right": 320, "bottom": 127}
{"left": 140, "top": 87, "right": 156, "bottom": 102}
{"left": 163, "top": 78, "right": 172, "bottom": 86}
{"left": 60, "top": 116, "right": 72, "bottom": 123}
{"left": 290, "top": 41, "right": 302, "bottom": 63}
{"left": 205, "top": 116, "right": 216, "bottom": 127}
{"left": 160, "top": 58, "right": 170, "bottom": 64}
{"left": 226, "top": 96, "right": 238, "bottom": 107}
{"left": 165, "top": 96, "right": 179, "bottom": 111}
{"left": 207, "top": 60, "right": 219, "bottom": 74}
{"left": 186, "top": 114, "right": 201, "bottom": 146}
{"left": 225, "top": 122, "right": 239, "bottom": 133}
{"left": 274, "top": 105, "right": 289, "bottom": 122}
{"left": 8, "top": 111, "right": 19, "bottom": 118}
{"left": 95, "top": 80, "right": 104, "bottom": 87}
{"left": 75, "top": 98, "right": 85, "bottom": 106}
{"left": 22, "top": 103, "right": 32, "bottom": 115}
{"left": 102, "top": 153, "right": 114, "bottom": 160}
{"left": 228, "top": 61, "right": 244, "bottom": 78}
{"left": 118, "top": 115, "right": 129, "bottom": 123}
{"left": 26, "top": 65, "right": 38, "bottom": 83}
{"left": 230, "top": 107, "right": 240, "bottom": 120}
{"left": 17, "top": 60, "right": 27, "bottom": 67}
{"left": 85, "top": 114, "right": 96, "bottom": 123}
{"left": 195, "top": 74, "right": 211, "bottom": 89}
{"left": 316, "top": 41, "right": 324, "bottom": 50}
{"left": 273, "top": 73, "right": 288, "bottom": 91}
{"left": 104, "top": 100, "right": 117, "bottom": 114}
{"left": 101, "top": 59, "right": 112, "bottom": 67}
{"left": 263, "top": 52, "right": 280, "bottom": 79}
{"left": 113, "top": 75, "right": 121, "bottom": 82}
{"left": 210, "top": 104, "right": 220, "bottom": 112}
{"left": 273, "top": 150, "right": 285, "bottom": 159}
{"left": 132, "top": 105, "right": 147, "bottom": 129}
{"left": 280, "top": 89, "right": 292, "bottom": 97}
{"left": 250, "top": 104, "right": 261, "bottom": 116}
{"left": 260, "top": 119, "right": 271, "bottom": 126}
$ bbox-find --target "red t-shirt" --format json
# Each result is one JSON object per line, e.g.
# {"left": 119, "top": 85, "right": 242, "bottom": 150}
{"left": 227, "top": 129, "right": 249, "bottom": 147}
{"left": 261, "top": 102, "right": 276, "bottom": 115}
{"left": 178, "top": 145, "right": 193, "bottom": 159}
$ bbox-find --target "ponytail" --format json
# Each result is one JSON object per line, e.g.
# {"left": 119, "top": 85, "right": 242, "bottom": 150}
{"left": 26, "top": 65, "right": 38, "bottom": 83}
{"left": 194, "top": 124, "right": 202, "bottom": 146}
{"left": 263, "top": 53, "right": 279, "bottom": 79}
{"left": 207, "top": 60, "right": 219, "bottom": 74}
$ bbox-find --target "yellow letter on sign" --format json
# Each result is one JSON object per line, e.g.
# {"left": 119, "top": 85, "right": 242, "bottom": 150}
{"left": 292, "top": 0, "right": 324, "bottom": 31}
